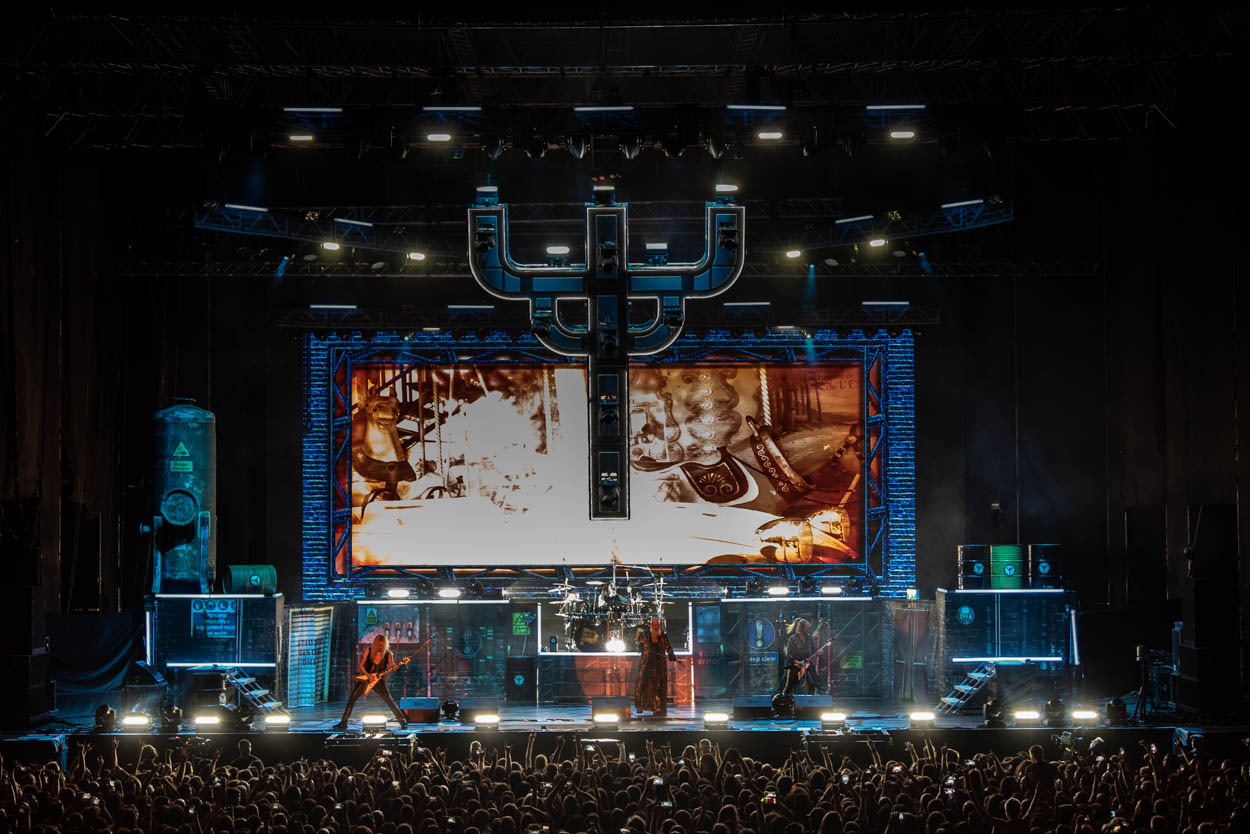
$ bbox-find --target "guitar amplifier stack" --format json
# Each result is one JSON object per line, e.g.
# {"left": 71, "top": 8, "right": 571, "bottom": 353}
{"left": 958, "top": 544, "right": 1063, "bottom": 590}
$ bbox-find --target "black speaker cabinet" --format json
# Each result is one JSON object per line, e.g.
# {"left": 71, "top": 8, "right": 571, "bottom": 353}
{"left": 957, "top": 545, "right": 989, "bottom": 590}
{"left": 399, "top": 697, "right": 440, "bottom": 723}
{"left": 505, "top": 657, "right": 536, "bottom": 703}
{"left": 456, "top": 696, "right": 500, "bottom": 723}
{"left": 0, "top": 586, "right": 46, "bottom": 654}
{"left": 0, "top": 654, "right": 51, "bottom": 727}
{"left": 591, "top": 695, "right": 632, "bottom": 719}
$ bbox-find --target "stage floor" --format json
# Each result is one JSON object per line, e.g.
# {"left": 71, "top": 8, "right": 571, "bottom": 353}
{"left": 4, "top": 698, "right": 1247, "bottom": 769}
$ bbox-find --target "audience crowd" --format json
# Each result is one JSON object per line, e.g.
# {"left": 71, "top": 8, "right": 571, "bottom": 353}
{"left": 1, "top": 730, "right": 1247, "bottom": 834}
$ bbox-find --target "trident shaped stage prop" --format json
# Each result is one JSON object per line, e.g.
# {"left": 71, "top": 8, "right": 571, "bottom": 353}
{"left": 468, "top": 185, "right": 746, "bottom": 520}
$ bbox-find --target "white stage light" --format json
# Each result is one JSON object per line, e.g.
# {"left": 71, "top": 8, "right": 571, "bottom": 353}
{"left": 909, "top": 711, "right": 935, "bottom": 727}
{"left": 289, "top": 134, "right": 314, "bottom": 142}
{"left": 715, "top": 184, "right": 739, "bottom": 193}
{"left": 546, "top": 245, "right": 570, "bottom": 255}
{"left": 868, "top": 239, "right": 886, "bottom": 248}
{"left": 387, "top": 589, "right": 411, "bottom": 599}
{"left": 361, "top": 714, "right": 388, "bottom": 727}
{"left": 606, "top": 637, "right": 626, "bottom": 653}
{"left": 757, "top": 131, "right": 783, "bottom": 140}
{"left": 322, "top": 242, "right": 340, "bottom": 251}
{"left": 121, "top": 714, "right": 150, "bottom": 728}
{"left": 1072, "top": 710, "right": 1100, "bottom": 722}
{"left": 264, "top": 714, "right": 291, "bottom": 728}
{"left": 889, "top": 130, "right": 916, "bottom": 140}
{"left": 592, "top": 712, "right": 620, "bottom": 725}
{"left": 437, "top": 588, "right": 462, "bottom": 599}
{"left": 193, "top": 715, "right": 220, "bottom": 727}
{"left": 473, "top": 713, "right": 500, "bottom": 726}
{"left": 1013, "top": 710, "right": 1041, "bottom": 722}
{"left": 427, "top": 133, "right": 452, "bottom": 142}
{"left": 766, "top": 585, "right": 791, "bottom": 596}
{"left": 785, "top": 250, "right": 802, "bottom": 259}
{"left": 821, "top": 585, "right": 844, "bottom": 596}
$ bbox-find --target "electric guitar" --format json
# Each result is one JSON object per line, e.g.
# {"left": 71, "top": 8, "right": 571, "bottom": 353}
{"left": 796, "top": 638, "right": 835, "bottom": 681}
{"left": 355, "top": 637, "right": 432, "bottom": 696}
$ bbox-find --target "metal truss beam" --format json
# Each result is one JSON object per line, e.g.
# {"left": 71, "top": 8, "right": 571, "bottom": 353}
{"left": 191, "top": 197, "right": 1012, "bottom": 257}
{"left": 5, "top": 9, "right": 1242, "bottom": 146}
{"left": 117, "top": 259, "right": 1098, "bottom": 280}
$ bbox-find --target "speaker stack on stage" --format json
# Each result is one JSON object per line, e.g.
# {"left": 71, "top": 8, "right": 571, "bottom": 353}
{"left": 0, "top": 586, "right": 53, "bottom": 728}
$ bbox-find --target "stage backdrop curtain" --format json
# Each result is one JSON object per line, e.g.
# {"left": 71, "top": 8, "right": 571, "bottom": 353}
{"left": 47, "top": 612, "right": 142, "bottom": 694}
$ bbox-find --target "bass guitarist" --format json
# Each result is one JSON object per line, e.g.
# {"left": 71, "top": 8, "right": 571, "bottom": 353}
{"left": 334, "top": 633, "right": 409, "bottom": 730}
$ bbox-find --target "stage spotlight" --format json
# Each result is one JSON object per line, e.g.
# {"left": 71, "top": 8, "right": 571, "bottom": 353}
{"left": 1072, "top": 709, "right": 1100, "bottom": 724}
{"left": 264, "top": 714, "right": 291, "bottom": 730}
{"left": 93, "top": 704, "right": 118, "bottom": 732}
{"left": 566, "top": 135, "right": 589, "bottom": 159}
{"left": 704, "top": 711, "right": 730, "bottom": 730}
{"left": 785, "top": 249, "right": 802, "bottom": 259}
{"left": 193, "top": 714, "right": 221, "bottom": 729}
{"left": 1044, "top": 699, "right": 1067, "bottom": 728}
{"left": 820, "top": 712, "right": 848, "bottom": 731}
{"left": 715, "top": 183, "right": 739, "bottom": 194}
{"left": 757, "top": 130, "right": 783, "bottom": 140}
{"left": 361, "top": 714, "right": 388, "bottom": 728}
{"left": 983, "top": 699, "right": 1006, "bottom": 728}
{"left": 407, "top": 252, "right": 426, "bottom": 261}
{"left": 909, "top": 711, "right": 936, "bottom": 728}
{"left": 441, "top": 701, "right": 460, "bottom": 722}
{"left": 745, "top": 577, "right": 765, "bottom": 596}
{"left": 546, "top": 245, "right": 570, "bottom": 256}
{"left": 1013, "top": 710, "right": 1041, "bottom": 725}
{"left": 121, "top": 714, "right": 150, "bottom": 730}
{"left": 766, "top": 584, "right": 791, "bottom": 597}
{"left": 437, "top": 587, "right": 462, "bottom": 599}
{"left": 322, "top": 241, "right": 341, "bottom": 251}
{"left": 621, "top": 136, "right": 642, "bottom": 160}
{"left": 592, "top": 712, "right": 620, "bottom": 727}
{"left": 606, "top": 636, "right": 626, "bottom": 653}
{"left": 427, "top": 132, "right": 452, "bottom": 142}
{"left": 821, "top": 585, "right": 844, "bottom": 596}
{"left": 289, "top": 134, "right": 314, "bottom": 142}
{"left": 466, "top": 579, "right": 484, "bottom": 598}
{"left": 868, "top": 239, "right": 886, "bottom": 248}
{"left": 889, "top": 130, "right": 916, "bottom": 140}
{"left": 1106, "top": 697, "right": 1129, "bottom": 725}
{"left": 473, "top": 713, "right": 500, "bottom": 728}
{"left": 415, "top": 577, "right": 434, "bottom": 597}
{"left": 387, "top": 588, "right": 411, "bottom": 599}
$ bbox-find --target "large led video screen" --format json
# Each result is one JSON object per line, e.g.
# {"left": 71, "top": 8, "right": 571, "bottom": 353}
{"left": 342, "top": 361, "right": 865, "bottom": 568}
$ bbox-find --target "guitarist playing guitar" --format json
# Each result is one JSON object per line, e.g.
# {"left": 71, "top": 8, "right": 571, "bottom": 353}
{"left": 779, "top": 618, "right": 833, "bottom": 697}
{"left": 334, "top": 633, "right": 423, "bottom": 730}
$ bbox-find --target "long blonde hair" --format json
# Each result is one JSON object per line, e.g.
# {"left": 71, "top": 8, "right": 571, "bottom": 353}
{"left": 371, "top": 633, "right": 390, "bottom": 656}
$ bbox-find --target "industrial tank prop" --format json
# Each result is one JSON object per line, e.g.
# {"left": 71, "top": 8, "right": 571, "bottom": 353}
{"left": 147, "top": 398, "right": 216, "bottom": 593}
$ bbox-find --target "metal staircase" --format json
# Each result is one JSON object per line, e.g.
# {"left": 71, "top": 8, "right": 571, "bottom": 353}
{"left": 226, "top": 668, "right": 288, "bottom": 716}
{"left": 937, "top": 662, "right": 996, "bottom": 713}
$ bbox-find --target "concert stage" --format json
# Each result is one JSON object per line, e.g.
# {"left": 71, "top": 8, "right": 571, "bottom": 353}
{"left": 5, "top": 699, "right": 1241, "bottom": 772}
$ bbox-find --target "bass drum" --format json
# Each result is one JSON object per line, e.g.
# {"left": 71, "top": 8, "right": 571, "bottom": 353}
{"left": 568, "top": 619, "right": 606, "bottom": 652}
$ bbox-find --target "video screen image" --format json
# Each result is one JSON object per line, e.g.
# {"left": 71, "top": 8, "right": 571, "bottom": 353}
{"left": 343, "top": 361, "right": 864, "bottom": 569}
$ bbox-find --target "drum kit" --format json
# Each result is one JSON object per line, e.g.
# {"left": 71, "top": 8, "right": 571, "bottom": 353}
{"left": 552, "top": 559, "right": 668, "bottom": 652}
